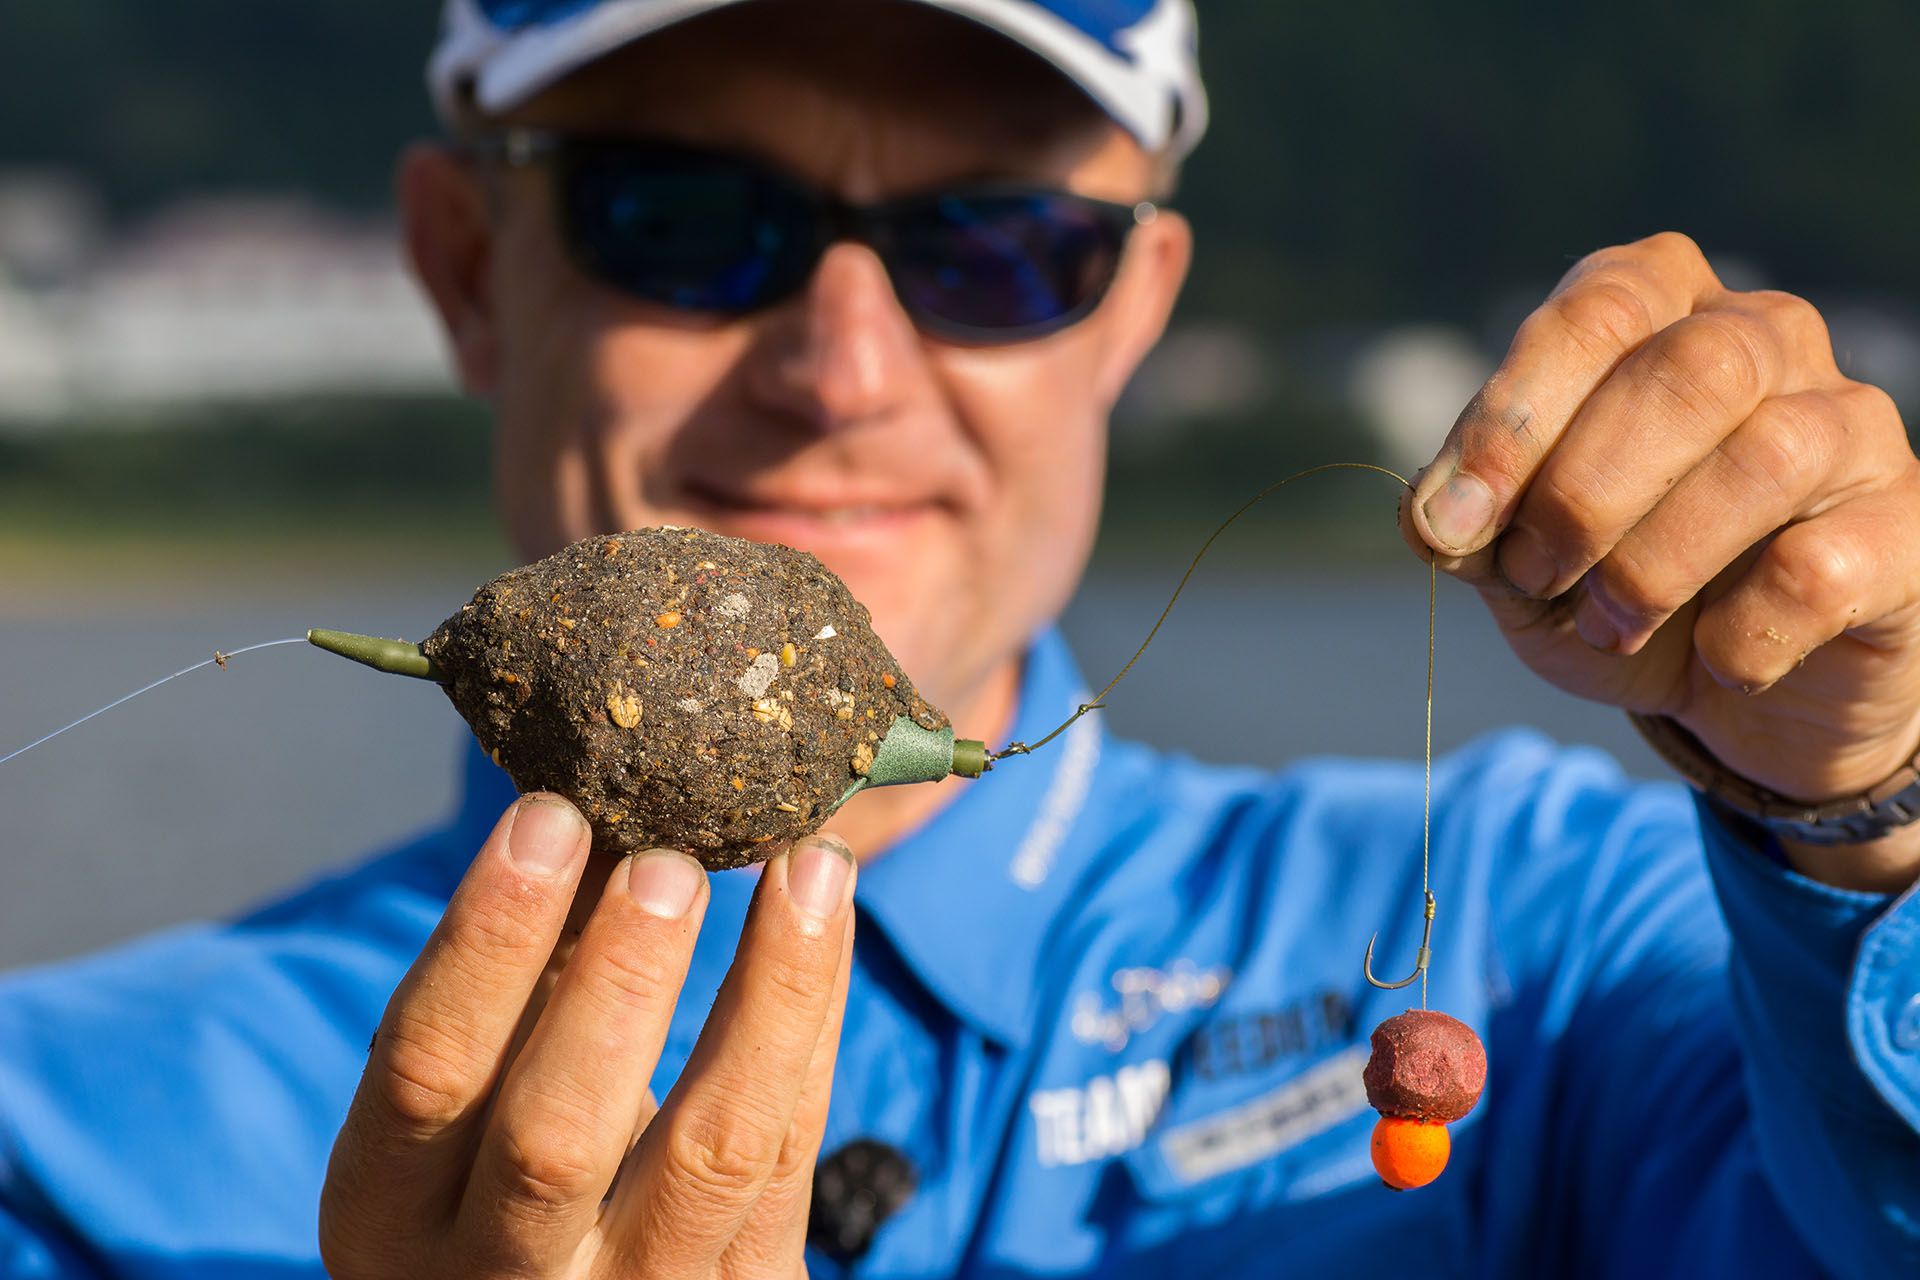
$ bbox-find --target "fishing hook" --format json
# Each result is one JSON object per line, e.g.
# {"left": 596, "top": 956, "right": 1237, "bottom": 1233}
{"left": 1364, "top": 889, "right": 1436, "bottom": 991}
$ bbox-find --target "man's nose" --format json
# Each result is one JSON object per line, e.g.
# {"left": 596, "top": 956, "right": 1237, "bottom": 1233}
{"left": 746, "top": 242, "right": 921, "bottom": 432}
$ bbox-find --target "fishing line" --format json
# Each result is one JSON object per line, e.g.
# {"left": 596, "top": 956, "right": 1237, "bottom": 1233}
{"left": 3, "top": 469, "right": 1444, "bottom": 1002}
{"left": 992, "top": 461, "right": 1439, "bottom": 1007}
{"left": 0, "top": 637, "right": 309, "bottom": 767}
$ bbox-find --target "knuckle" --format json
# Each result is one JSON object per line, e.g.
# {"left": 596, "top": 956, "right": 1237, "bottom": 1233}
{"left": 1524, "top": 468, "right": 1617, "bottom": 563}
{"left": 1648, "top": 313, "right": 1765, "bottom": 416}
{"left": 760, "top": 953, "right": 837, "bottom": 1008}
{"left": 1697, "top": 624, "right": 1793, "bottom": 693}
{"left": 1640, "top": 229, "right": 1707, "bottom": 266}
{"left": 1839, "top": 379, "right": 1905, "bottom": 438}
{"left": 374, "top": 1026, "right": 482, "bottom": 1131}
{"left": 767, "top": 1114, "right": 819, "bottom": 1185}
{"left": 584, "top": 933, "right": 680, "bottom": 1010}
{"left": 442, "top": 902, "right": 549, "bottom": 966}
{"left": 1747, "top": 288, "right": 1831, "bottom": 353}
{"left": 663, "top": 1108, "right": 786, "bottom": 1206}
{"left": 1567, "top": 232, "right": 1702, "bottom": 289}
{"left": 1564, "top": 240, "right": 1641, "bottom": 282}
{"left": 497, "top": 1122, "right": 602, "bottom": 1212}
{"left": 1593, "top": 556, "right": 1685, "bottom": 627}
{"left": 1731, "top": 396, "right": 1834, "bottom": 500}
{"left": 1769, "top": 527, "right": 1865, "bottom": 620}
{"left": 1546, "top": 278, "right": 1656, "bottom": 361}
{"left": 1446, "top": 383, "right": 1539, "bottom": 481}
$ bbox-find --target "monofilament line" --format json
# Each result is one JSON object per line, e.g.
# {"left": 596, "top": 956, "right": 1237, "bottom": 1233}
{"left": 993, "top": 461, "right": 1440, "bottom": 1006}
{"left": 0, "top": 637, "right": 310, "bottom": 767}
{"left": 1420, "top": 536, "right": 1434, "bottom": 1010}
{"left": 994, "top": 462, "right": 1428, "bottom": 759}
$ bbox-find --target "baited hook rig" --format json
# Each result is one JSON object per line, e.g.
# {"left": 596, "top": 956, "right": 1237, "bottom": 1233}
{"left": 1364, "top": 889, "right": 1436, "bottom": 992}
{"left": 1360, "top": 887, "right": 1485, "bottom": 1193}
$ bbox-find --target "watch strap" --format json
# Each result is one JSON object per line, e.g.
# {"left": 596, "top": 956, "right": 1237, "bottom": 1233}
{"left": 1628, "top": 712, "right": 1920, "bottom": 847}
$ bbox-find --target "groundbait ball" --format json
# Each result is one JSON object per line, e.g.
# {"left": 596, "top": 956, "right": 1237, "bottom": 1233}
{"left": 1363, "top": 1009, "right": 1487, "bottom": 1190}
{"left": 310, "top": 527, "right": 987, "bottom": 870}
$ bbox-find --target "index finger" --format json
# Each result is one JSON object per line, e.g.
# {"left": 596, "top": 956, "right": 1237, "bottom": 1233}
{"left": 1409, "top": 232, "right": 1721, "bottom": 558}
{"left": 608, "top": 834, "right": 857, "bottom": 1276}
{"left": 333, "top": 796, "right": 592, "bottom": 1185}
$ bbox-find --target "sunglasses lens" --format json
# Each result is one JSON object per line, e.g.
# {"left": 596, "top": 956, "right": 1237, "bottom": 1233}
{"left": 549, "top": 139, "right": 1135, "bottom": 340}
{"left": 561, "top": 148, "right": 816, "bottom": 312}
{"left": 880, "top": 194, "right": 1129, "bottom": 338}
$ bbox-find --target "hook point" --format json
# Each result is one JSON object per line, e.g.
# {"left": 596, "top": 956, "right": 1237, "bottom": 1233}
{"left": 1363, "top": 893, "right": 1436, "bottom": 991}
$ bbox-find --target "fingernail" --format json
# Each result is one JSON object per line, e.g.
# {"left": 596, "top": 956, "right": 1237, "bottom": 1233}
{"left": 507, "top": 795, "right": 586, "bottom": 877}
{"left": 787, "top": 834, "right": 854, "bottom": 922}
{"left": 625, "top": 850, "right": 704, "bottom": 919}
{"left": 1422, "top": 472, "right": 1497, "bottom": 551}
{"left": 1496, "top": 528, "right": 1557, "bottom": 598}
{"left": 1574, "top": 592, "right": 1621, "bottom": 652}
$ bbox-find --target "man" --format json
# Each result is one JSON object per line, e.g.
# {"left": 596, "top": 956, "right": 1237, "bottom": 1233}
{"left": 2, "top": 0, "right": 1917, "bottom": 1275}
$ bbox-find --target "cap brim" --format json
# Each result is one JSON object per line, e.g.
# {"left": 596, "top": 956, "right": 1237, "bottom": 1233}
{"left": 432, "top": 0, "right": 1205, "bottom": 156}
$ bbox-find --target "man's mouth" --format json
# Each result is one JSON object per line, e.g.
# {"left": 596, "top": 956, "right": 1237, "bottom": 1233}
{"left": 679, "top": 480, "right": 940, "bottom": 545}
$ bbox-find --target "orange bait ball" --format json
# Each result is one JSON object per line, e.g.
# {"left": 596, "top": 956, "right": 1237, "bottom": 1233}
{"left": 1370, "top": 1115, "right": 1450, "bottom": 1191}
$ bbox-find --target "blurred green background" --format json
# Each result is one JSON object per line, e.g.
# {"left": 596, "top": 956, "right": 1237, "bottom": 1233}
{"left": 2, "top": 0, "right": 1915, "bottom": 565}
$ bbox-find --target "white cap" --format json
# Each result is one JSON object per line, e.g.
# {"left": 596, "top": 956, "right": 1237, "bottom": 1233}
{"left": 429, "top": 0, "right": 1207, "bottom": 158}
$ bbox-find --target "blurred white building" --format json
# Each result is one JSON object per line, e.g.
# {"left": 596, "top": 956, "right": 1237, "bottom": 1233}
{"left": 1346, "top": 326, "right": 1492, "bottom": 469}
{"left": 0, "top": 174, "right": 451, "bottom": 427}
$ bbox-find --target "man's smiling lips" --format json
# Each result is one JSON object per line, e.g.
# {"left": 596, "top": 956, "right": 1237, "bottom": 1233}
{"left": 677, "top": 479, "right": 944, "bottom": 551}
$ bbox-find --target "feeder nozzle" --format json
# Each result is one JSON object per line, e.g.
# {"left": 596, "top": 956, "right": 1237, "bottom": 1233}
{"left": 308, "top": 629, "right": 444, "bottom": 682}
{"left": 950, "top": 737, "right": 989, "bottom": 779}
{"left": 832, "top": 718, "right": 990, "bottom": 812}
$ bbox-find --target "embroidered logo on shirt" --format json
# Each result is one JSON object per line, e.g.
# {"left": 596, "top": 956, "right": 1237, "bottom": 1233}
{"left": 1157, "top": 1046, "right": 1370, "bottom": 1186}
{"left": 1180, "top": 989, "right": 1355, "bottom": 1080}
{"left": 1070, "top": 960, "right": 1232, "bottom": 1051}
{"left": 1029, "top": 1060, "right": 1172, "bottom": 1167}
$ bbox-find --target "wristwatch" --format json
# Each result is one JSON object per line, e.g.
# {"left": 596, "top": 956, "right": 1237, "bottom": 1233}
{"left": 1629, "top": 712, "right": 1920, "bottom": 847}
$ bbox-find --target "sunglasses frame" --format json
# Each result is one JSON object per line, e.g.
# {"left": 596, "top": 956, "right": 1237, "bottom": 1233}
{"left": 466, "top": 127, "right": 1159, "bottom": 345}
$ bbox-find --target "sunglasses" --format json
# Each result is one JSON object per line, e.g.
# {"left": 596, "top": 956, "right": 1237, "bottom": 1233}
{"left": 469, "top": 129, "right": 1158, "bottom": 344}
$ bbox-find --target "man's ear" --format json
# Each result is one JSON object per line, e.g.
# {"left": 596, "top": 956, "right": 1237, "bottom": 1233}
{"left": 397, "top": 141, "right": 501, "bottom": 396}
{"left": 1092, "top": 208, "right": 1193, "bottom": 408}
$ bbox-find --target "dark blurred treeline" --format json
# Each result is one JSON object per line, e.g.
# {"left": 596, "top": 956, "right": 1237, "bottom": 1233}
{"left": 1185, "top": 0, "right": 1920, "bottom": 328}
{"left": 3, "top": 0, "right": 1916, "bottom": 331}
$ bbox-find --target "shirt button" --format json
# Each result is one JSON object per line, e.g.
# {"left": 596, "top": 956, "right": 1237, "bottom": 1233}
{"left": 1894, "top": 993, "right": 1920, "bottom": 1053}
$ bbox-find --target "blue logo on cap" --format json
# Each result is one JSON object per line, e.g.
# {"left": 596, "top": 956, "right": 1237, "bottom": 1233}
{"left": 477, "top": 0, "right": 600, "bottom": 27}
{"left": 476, "top": 0, "right": 1164, "bottom": 58}
{"left": 1036, "top": 1, "right": 1160, "bottom": 56}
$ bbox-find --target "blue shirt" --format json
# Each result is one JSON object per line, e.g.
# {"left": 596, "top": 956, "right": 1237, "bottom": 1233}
{"left": 2, "top": 630, "right": 1917, "bottom": 1277}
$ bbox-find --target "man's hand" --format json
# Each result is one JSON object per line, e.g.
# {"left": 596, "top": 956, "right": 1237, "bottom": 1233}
{"left": 1406, "top": 232, "right": 1920, "bottom": 892}
{"left": 320, "top": 794, "right": 856, "bottom": 1279}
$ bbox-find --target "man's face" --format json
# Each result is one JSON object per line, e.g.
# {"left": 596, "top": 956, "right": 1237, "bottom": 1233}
{"left": 404, "top": 1, "right": 1190, "bottom": 724}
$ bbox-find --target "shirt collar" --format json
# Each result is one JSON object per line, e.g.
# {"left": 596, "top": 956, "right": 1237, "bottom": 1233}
{"left": 854, "top": 628, "right": 1109, "bottom": 1047}
{"left": 452, "top": 627, "right": 1109, "bottom": 1048}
